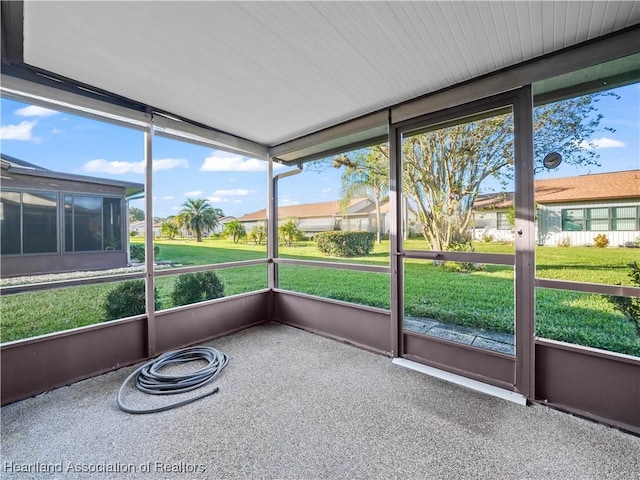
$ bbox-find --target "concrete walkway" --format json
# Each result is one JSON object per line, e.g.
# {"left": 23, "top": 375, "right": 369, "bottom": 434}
{"left": 405, "top": 317, "right": 515, "bottom": 354}
{"left": 2, "top": 323, "right": 638, "bottom": 479}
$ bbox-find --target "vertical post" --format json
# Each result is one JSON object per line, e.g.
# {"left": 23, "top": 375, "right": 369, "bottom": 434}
{"left": 514, "top": 85, "right": 535, "bottom": 399}
{"left": 389, "top": 112, "right": 402, "bottom": 357}
{"left": 144, "top": 122, "right": 156, "bottom": 357}
{"left": 267, "top": 156, "right": 277, "bottom": 291}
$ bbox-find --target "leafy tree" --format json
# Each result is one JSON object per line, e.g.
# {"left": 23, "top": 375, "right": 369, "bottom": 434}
{"left": 247, "top": 224, "right": 266, "bottom": 245}
{"left": 346, "top": 93, "right": 612, "bottom": 250}
{"left": 174, "top": 198, "right": 223, "bottom": 242}
{"left": 129, "top": 206, "right": 145, "bottom": 222}
{"left": 224, "top": 220, "right": 247, "bottom": 244}
{"left": 313, "top": 93, "right": 610, "bottom": 251}
{"left": 279, "top": 218, "right": 302, "bottom": 247}
{"left": 161, "top": 221, "right": 179, "bottom": 239}
{"left": 333, "top": 146, "right": 388, "bottom": 243}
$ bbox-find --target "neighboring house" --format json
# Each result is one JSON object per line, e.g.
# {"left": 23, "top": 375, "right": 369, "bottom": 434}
{"left": 0, "top": 154, "right": 144, "bottom": 277}
{"left": 213, "top": 216, "right": 237, "bottom": 235}
{"left": 473, "top": 170, "right": 640, "bottom": 246}
{"left": 128, "top": 220, "right": 161, "bottom": 238}
{"left": 237, "top": 198, "right": 389, "bottom": 238}
{"left": 473, "top": 192, "right": 517, "bottom": 242}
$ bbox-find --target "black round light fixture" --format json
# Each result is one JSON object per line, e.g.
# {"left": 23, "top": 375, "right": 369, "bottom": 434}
{"left": 543, "top": 152, "right": 563, "bottom": 169}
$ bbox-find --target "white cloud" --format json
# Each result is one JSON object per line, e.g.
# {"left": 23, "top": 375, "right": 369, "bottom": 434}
{"left": 51, "top": 128, "right": 63, "bottom": 135}
{"left": 83, "top": 159, "right": 144, "bottom": 174}
{"left": 81, "top": 157, "right": 188, "bottom": 174}
{"left": 154, "top": 158, "right": 189, "bottom": 170}
{"left": 233, "top": 200, "right": 242, "bottom": 204}
{"left": 162, "top": 195, "right": 175, "bottom": 200}
{"left": 0, "top": 121, "right": 37, "bottom": 141}
{"left": 207, "top": 196, "right": 229, "bottom": 203}
{"left": 580, "top": 137, "right": 626, "bottom": 149}
{"left": 211, "top": 188, "right": 252, "bottom": 196}
{"left": 15, "top": 105, "right": 59, "bottom": 117}
{"left": 171, "top": 206, "right": 181, "bottom": 211}
{"left": 200, "top": 152, "right": 285, "bottom": 172}
{"left": 184, "top": 190, "right": 203, "bottom": 197}
{"left": 321, "top": 188, "right": 332, "bottom": 193}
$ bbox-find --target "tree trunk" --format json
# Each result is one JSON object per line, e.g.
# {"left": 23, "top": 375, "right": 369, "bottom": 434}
{"left": 374, "top": 192, "right": 382, "bottom": 244}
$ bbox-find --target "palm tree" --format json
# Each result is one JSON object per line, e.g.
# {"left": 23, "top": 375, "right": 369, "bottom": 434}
{"left": 174, "top": 198, "right": 223, "bottom": 242}
{"left": 334, "top": 146, "right": 389, "bottom": 243}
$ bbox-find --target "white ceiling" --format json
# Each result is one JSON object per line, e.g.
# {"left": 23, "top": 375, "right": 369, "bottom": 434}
{"left": 22, "top": 1, "right": 640, "bottom": 148}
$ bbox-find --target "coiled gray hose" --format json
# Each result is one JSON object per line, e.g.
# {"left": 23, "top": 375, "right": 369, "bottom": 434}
{"left": 117, "top": 346, "right": 228, "bottom": 414}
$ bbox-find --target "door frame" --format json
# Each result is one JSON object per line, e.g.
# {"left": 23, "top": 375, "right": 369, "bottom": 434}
{"left": 389, "top": 87, "right": 535, "bottom": 396}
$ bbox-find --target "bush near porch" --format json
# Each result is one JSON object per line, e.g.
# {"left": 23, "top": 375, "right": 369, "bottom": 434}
{"left": 315, "top": 231, "right": 375, "bottom": 257}
{"left": 1, "top": 238, "right": 639, "bottom": 356}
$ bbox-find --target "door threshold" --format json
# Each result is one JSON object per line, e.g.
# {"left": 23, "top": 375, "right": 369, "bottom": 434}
{"left": 392, "top": 357, "right": 527, "bottom": 406}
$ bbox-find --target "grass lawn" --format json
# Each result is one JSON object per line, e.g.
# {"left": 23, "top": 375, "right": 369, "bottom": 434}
{"left": 1, "top": 237, "right": 638, "bottom": 356}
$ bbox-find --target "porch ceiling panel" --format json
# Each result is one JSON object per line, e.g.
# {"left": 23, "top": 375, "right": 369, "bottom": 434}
{"left": 20, "top": 1, "right": 640, "bottom": 151}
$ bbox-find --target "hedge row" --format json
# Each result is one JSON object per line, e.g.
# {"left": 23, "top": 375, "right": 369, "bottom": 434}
{"left": 315, "top": 231, "right": 375, "bottom": 257}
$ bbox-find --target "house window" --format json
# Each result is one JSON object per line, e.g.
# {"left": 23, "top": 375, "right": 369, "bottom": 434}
{"left": 0, "top": 191, "right": 21, "bottom": 255}
{"left": 586, "top": 208, "right": 608, "bottom": 231}
{"left": 562, "top": 206, "right": 639, "bottom": 232}
{"left": 612, "top": 206, "right": 638, "bottom": 231}
{"left": 496, "top": 212, "right": 511, "bottom": 230}
{"left": 0, "top": 190, "right": 58, "bottom": 255}
{"left": 561, "top": 209, "right": 584, "bottom": 231}
{"left": 64, "top": 194, "right": 123, "bottom": 252}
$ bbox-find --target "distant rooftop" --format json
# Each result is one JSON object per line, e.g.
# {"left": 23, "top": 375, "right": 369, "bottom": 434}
{"left": 237, "top": 197, "right": 389, "bottom": 222}
{"left": 475, "top": 170, "right": 640, "bottom": 209}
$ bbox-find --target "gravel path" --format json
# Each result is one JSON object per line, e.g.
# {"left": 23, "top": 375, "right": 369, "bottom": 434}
{"left": 0, "top": 265, "right": 147, "bottom": 287}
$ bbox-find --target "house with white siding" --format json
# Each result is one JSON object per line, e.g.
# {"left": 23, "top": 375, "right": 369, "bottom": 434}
{"left": 473, "top": 170, "right": 640, "bottom": 246}
{"left": 237, "top": 198, "right": 389, "bottom": 238}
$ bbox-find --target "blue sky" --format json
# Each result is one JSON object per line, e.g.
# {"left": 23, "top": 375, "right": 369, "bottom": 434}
{"left": 1, "top": 83, "right": 638, "bottom": 218}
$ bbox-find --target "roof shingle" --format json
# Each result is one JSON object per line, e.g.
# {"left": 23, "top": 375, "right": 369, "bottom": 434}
{"left": 476, "top": 170, "right": 639, "bottom": 208}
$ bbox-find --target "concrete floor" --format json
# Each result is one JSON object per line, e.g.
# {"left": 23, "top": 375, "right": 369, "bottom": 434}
{"left": 2, "top": 322, "right": 639, "bottom": 479}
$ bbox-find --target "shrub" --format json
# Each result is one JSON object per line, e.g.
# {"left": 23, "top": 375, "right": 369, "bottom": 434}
{"left": 223, "top": 220, "right": 247, "bottom": 244}
{"left": 558, "top": 236, "right": 572, "bottom": 247}
{"left": 315, "top": 231, "right": 375, "bottom": 257}
{"left": 171, "top": 271, "right": 225, "bottom": 307}
{"left": 130, "top": 244, "right": 160, "bottom": 262}
{"left": 608, "top": 261, "right": 640, "bottom": 337}
{"left": 247, "top": 225, "right": 266, "bottom": 245}
{"left": 482, "top": 234, "right": 494, "bottom": 243}
{"left": 443, "top": 234, "right": 482, "bottom": 272}
{"left": 279, "top": 219, "right": 303, "bottom": 247}
{"left": 130, "top": 231, "right": 138, "bottom": 236}
{"left": 103, "top": 280, "right": 159, "bottom": 321}
{"left": 594, "top": 234, "right": 609, "bottom": 248}
{"left": 161, "top": 221, "right": 179, "bottom": 239}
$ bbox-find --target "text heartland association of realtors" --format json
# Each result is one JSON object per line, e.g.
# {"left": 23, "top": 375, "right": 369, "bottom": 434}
{"left": 2, "top": 461, "right": 206, "bottom": 474}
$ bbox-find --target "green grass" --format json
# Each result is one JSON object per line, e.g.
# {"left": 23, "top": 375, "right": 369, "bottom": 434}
{"left": 2, "top": 237, "right": 639, "bottom": 355}
{"left": 1, "top": 283, "right": 114, "bottom": 342}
